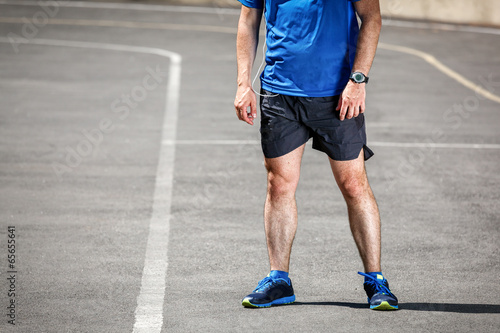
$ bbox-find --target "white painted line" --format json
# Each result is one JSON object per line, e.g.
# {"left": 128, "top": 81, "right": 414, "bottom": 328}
{"left": 162, "top": 140, "right": 500, "bottom": 149}
{"left": 379, "top": 42, "right": 500, "bottom": 104}
{"left": 163, "top": 139, "right": 260, "bottom": 145}
{"left": 0, "top": 36, "right": 181, "bottom": 333}
{"left": 382, "top": 19, "right": 500, "bottom": 36}
{"left": 0, "top": 36, "right": 181, "bottom": 61}
{"left": 0, "top": 17, "right": 237, "bottom": 34}
{"left": 132, "top": 48, "right": 180, "bottom": 333}
{"left": 370, "top": 142, "right": 500, "bottom": 149}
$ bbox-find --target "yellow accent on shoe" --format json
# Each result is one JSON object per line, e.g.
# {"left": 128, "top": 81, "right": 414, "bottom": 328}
{"left": 371, "top": 301, "right": 398, "bottom": 311}
{"left": 242, "top": 299, "right": 255, "bottom": 308}
{"left": 242, "top": 298, "right": 270, "bottom": 308}
{"left": 376, "top": 274, "right": 384, "bottom": 280}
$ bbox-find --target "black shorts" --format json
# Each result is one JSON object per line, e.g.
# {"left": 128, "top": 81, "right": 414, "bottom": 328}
{"left": 260, "top": 89, "right": 374, "bottom": 161}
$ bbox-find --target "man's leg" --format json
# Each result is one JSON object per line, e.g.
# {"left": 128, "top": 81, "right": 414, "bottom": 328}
{"left": 264, "top": 144, "right": 305, "bottom": 272}
{"left": 241, "top": 144, "right": 304, "bottom": 308}
{"left": 329, "top": 149, "right": 399, "bottom": 310}
{"left": 329, "top": 149, "right": 381, "bottom": 272}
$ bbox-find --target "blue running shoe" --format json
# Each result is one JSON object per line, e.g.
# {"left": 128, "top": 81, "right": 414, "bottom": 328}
{"left": 358, "top": 272, "right": 399, "bottom": 310}
{"left": 242, "top": 275, "right": 295, "bottom": 308}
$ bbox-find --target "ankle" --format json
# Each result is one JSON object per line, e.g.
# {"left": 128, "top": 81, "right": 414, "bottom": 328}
{"left": 269, "top": 270, "right": 289, "bottom": 280}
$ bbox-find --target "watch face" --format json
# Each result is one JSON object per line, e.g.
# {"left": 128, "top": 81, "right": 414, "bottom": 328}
{"left": 354, "top": 73, "right": 364, "bottom": 82}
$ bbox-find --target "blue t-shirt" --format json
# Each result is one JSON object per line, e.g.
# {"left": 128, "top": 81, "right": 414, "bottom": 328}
{"left": 239, "top": 0, "right": 360, "bottom": 97}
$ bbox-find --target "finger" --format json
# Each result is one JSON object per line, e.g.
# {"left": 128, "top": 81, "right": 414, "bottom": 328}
{"left": 352, "top": 106, "right": 360, "bottom": 119}
{"left": 241, "top": 106, "right": 254, "bottom": 125}
{"left": 346, "top": 103, "right": 355, "bottom": 119}
{"left": 236, "top": 106, "right": 244, "bottom": 120}
{"left": 235, "top": 96, "right": 245, "bottom": 119}
{"left": 336, "top": 97, "right": 342, "bottom": 111}
{"left": 251, "top": 97, "right": 257, "bottom": 119}
{"left": 339, "top": 100, "right": 348, "bottom": 121}
{"left": 360, "top": 101, "right": 366, "bottom": 114}
{"left": 237, "top": 106, "right": 249, "bottom": 123}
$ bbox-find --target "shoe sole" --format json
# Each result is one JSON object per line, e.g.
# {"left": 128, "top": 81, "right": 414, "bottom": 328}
{"left": 242, "top": 295, "right": 296, "bottom": 308}
{"left": 370, "top": 301, "right": 398, "bottom": 310}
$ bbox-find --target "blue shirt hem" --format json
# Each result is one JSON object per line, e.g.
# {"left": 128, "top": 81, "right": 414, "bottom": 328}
{"left": 261, "top": 82, "right": 345, "bottom": 98}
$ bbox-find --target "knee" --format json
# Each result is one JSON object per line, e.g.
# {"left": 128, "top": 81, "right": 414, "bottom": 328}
{"left": 267, "top": 171, "right": 297, "bottom": 200}
{"left": 337, "top": 176, "right": 367, "bottom": 200}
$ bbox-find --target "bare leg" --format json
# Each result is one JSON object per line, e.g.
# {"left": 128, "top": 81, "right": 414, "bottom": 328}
{"left": 329, "top": 150, "right": 381, "bottom": 272}
{"left": 264, "top": 144, "right": 305, "bottom": 272}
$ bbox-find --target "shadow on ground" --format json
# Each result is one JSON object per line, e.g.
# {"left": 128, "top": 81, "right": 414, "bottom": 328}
{"left": 293, "top": 302, "right": 500, "bottom": 313}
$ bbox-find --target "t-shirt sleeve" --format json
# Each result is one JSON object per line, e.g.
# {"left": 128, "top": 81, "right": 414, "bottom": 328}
{"left": 238, "top": 0, "right": 264, "bottom": 9}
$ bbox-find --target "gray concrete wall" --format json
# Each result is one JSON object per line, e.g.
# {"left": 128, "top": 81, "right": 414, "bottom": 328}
{"left": 152, "top": 0, "right": 239, "bottom": 8}
{"left": 157, "top": 0, "right": 500, "bottom": 27}
{"left": 380, "top": 0, "right": 500, "bottom": 27}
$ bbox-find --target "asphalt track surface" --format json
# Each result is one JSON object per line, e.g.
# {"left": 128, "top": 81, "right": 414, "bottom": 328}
{"left": 0, "top": 1, "right": 500, "bottom": 332}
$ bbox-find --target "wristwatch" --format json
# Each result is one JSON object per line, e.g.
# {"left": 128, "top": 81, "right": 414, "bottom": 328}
{"left": 349, "top": 72, "right": 369, "bottom": 84}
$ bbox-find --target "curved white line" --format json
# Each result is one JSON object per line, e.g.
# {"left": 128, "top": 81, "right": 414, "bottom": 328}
{"left": 162, "top": 140, "right": 500, "bottom": 149}
{"left": 370, "top": 141, "right": 500, "bottom": 149}
{"left": 382, "top": 19, "right": 500, "bottom": 36}
{"left": 0, "top": 17, "right": 238, "bottom": 34}
{"left": 0, "top": 36, "right": 180, "bottom": 60}
{"left": 0, "top": 36, "right": 181, "bottom": 333}
{"left": 378, "top": 42, "right": 500, "bottom": 104}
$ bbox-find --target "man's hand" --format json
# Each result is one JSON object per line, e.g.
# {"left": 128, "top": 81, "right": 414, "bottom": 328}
{"left": 336, "top": 80, "right": 366, "bottom": 121}
{"left": 234, "top": 84, "right": 257, "bottom": 125}
{"left": 335, "top": 0, "right": 381, "bottom": 121}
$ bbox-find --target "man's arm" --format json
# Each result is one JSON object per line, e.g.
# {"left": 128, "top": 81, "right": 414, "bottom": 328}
{"left": 337, "top": 0, "right": 382, "bottom": 121}
{"left": 234, "top": 5, "right": 263, "bottom": 126}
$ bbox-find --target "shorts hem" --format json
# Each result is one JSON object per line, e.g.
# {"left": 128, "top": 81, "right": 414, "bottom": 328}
{"left": 313, "top": 144, "right": 374, "bottom": 161}
{"left": 261, "top": 134, "right": 310, "bottom": 159}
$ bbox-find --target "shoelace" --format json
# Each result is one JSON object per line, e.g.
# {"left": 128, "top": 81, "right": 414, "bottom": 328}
{"left": 254, "top": 276, "right": 274, "bottom": 292}
{"left": 358, "top": 272, "right": 393, "bottom": 296}
{"left": 254, "top": 276, "right": 291, "bottom": 292}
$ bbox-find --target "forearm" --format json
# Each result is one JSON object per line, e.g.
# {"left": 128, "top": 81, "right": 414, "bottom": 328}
{"left": 338, "top": 1, "right": 382, "bottom": 121}
{"left": 236, "top": 8, "right": 262, "bottom": 87}
{"left": 351, "top": 11, "right": 382, "bottom": 75}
